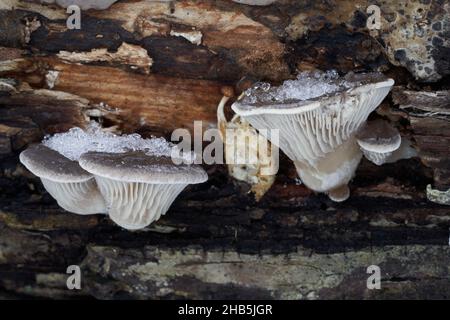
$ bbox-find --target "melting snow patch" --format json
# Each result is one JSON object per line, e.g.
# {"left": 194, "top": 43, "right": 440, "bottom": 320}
{"left": 42, "top": 122, "right": 195, "bottom": 163}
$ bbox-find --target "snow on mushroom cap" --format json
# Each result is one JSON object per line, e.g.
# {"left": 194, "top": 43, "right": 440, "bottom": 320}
{"left": 42, "top": 122, "right": 195, "bottom": 163}
{"left": 79, "top": 151, "right": 208, "bottom": 184}
{"left": 19, "top": 144, "right": 92, "bottom": 183}
{"left": 233, "top": 71, "right": 394, "bottom": 115}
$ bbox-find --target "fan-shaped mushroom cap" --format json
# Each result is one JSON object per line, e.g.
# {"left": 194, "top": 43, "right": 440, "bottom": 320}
{"left": 231, "top": 71, "right": 394, "bottom": 200}
{"left": 356, "top": 119, "right": 401, "bottom": 166}
{"left": 19, "top": 144, "right": 106, "bottom": 214}
{"left": 79, "top": 151, "right": 207, "bottom": 230}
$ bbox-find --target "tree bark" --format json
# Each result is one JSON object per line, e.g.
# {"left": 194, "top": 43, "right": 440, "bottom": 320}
{"left": 0, "top": 0, "right": 449, "bottom": 299}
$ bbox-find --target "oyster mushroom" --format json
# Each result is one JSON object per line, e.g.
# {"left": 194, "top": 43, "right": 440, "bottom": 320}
{"left": 356, "top": 119, "right": 401, "bottom": 166}
{"left": 19, "top": 144, "right": 106, "bottom": 214}
{"left": 79, "top": 151, "right": 207, "bottom": 230}
{"left": 231, "top": 71, "right": 394, "bottom": 201}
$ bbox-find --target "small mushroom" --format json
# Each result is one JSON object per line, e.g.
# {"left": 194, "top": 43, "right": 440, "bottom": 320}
{"left": 231, "top": 71, "right": 394, "bottom": 201}
{"left": 19, "top": 144, "right": 106, "bottom": 214}
{"left": 79, "top": 151, "right": 207, "bottom": 230}
{"left": 356, "top": 119, "right": 401, "bottom": 166}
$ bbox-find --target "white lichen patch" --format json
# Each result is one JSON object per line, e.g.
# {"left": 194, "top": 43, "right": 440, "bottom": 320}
{"left": 285, "top": 1, "right": 450, "bottom": 82}
{"left": 426, "top": 185, "right": 450, "bottom": 206}
{"left": 45, "top": 70, "right": 59, "bottom": 89}
{"left": 109, "top": 245, "right": 446, "bottom": 299}
{"left": 169, "top": 29, "right": 203, "bottom": 45}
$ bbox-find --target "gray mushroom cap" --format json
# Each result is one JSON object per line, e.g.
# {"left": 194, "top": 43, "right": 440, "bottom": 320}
{"left": 19, "top": 144, "right": 93, "bottom": 183}
{"left": 356, "top": 119, "right": 401, "bottom": 154}
{"left": 79, "top": 151, "right": 208, "bottom": 184}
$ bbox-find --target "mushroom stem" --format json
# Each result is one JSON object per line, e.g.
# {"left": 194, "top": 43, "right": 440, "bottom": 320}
{"left": 293, "top": 137, "right": 362, "bottom": 198}
{"left": 328, "top": 185, "right": 350, "bottom": 202}
{"left": 95, "top": 177, "right": 188, "bottom": 230}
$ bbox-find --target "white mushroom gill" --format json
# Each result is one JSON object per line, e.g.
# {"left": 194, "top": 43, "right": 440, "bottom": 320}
{"left": 40, "top": 177, "right": 106, "bottom": 214}
{"left": 19, "top": 144, "right": 106, "bottom": 214}
{"left": 231, "top": 71, "right": 395, "bottom": 201}
{"left": 95, "top": 179, "right": 187, "bottom": 230}
{"left": 79, "top": 151, "right": 207, "bottom": 230}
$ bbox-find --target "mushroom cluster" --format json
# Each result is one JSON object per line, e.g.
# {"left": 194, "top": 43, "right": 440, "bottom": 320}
{"left": 231, "top": 70, "right": 396, "bottom": 201}
{"left": 19, "top": 125, "right": 207, "bottom": 230}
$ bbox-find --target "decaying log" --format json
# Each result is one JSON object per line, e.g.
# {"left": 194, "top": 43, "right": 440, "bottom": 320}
{"left": 0, "top": 0, "right": 449, "bottom": 299}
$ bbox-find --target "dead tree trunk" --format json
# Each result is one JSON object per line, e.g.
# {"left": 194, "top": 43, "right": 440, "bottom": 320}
{"left": 0, "top": 0, "right": 449, "bottom": 299}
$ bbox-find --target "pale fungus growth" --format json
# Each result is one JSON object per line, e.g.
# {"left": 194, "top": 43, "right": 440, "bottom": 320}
{"left": 231, "top": 71, "right": 394, "bottom": 201}
{"left": 356, "top": 119, "right": 402, "bottom": 166}
{"left": 217, "top": 87, "right": 278, "bottom": 201}
{"left": 79, "top": 152, "right": 207, "bottom": 230}
{"left": 19, "top": 144, "right": 107, "bottom": 215}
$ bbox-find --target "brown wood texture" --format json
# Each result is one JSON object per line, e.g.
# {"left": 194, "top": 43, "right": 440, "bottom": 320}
{"left": 0, "top": 0, "right": 449, "bottom": 299}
